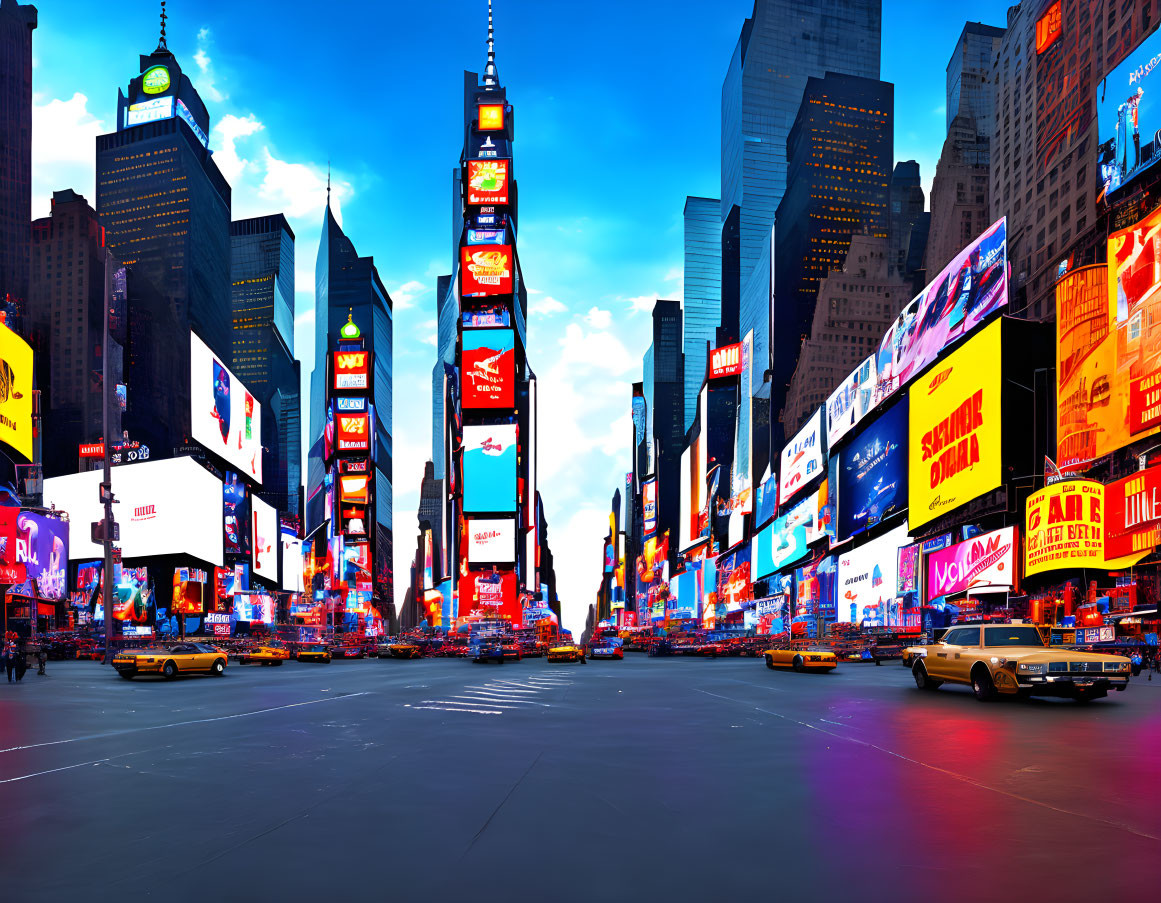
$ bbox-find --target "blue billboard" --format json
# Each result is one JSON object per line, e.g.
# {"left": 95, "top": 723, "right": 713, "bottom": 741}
{"left": 462, "top": 424, "right": 517, "bottom": 512}
{"left": 752, "top": 514, "right": 808, "bottom": 580}
{"left": 837, "top": 397, "right": 908, "bottom": 541}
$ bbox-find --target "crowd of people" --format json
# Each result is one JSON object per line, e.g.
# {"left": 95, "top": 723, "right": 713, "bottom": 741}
{"left": 1, "top": 631, "right": 48, "bottom": 683}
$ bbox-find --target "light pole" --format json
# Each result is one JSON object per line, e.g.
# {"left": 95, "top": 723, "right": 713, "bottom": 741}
{"left": 101, "top": 251, "right": 116, "bottom": 665}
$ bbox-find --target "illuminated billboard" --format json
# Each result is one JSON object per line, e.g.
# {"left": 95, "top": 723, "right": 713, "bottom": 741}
{"left": 716, "top": 545, "right": 751, "bottom": 612}
{"left": 642, "top": 478, "right": 657, "bottom": 536}
{"left": 223, "top": 472, "right": 248, "bottom": 556}
{"left": 826, "top": 354, "right": 877, "bottom": 449}
{"left": 779, "top": 408, "right": 824, "bottom": 505}
{"left": 462, "top": 329, "right": 514, "bottom": 409}
{"left": 281, "top": 535, "right": 304, "bottom": 593}
{"left": 1098, "top": 27, "right": 1161, "bottom": 197}
{"left": 708, "top": 342, "right": 743, "bottom": 379}
{"left": 466, "top": 518, "right": 516, "bottom": 564}
{"left": 191, "top": 331, "right": 262, "bottom": 483}
{"left": 1025, "top": 480, "right": 1106, "bottom": 576}
{"left": 467, "top": 159, "right": 510, "bottom": 205}
{"left": 12, "top": 511, "right": 68, "bottom": 600}
{"left": 478, "top": 103, "right": 505, "bottom": 131}
{"left": 251, "top": 496, "right": 278, "bottom": 583}
{"left": 335, "top": 411, "right": 371, "bottom": 453}
{"left": 141, "top": 64, "right": 171, "bottom": 93}
{"left": 908, "top": 319, "right": 1003, "bottom": 529}
{"left": 1035, "top": 2, "right": 1061, "bottom": 54}
{"left": 462, "top": 424, "right": 517, "bottom": 512}
{"left": 835, "top": 523, "right": 910, "bottom": 626}
{"left": 1108, "top": 210, "right": 1161, "bottom": 440}
{"left": 124, "top": 96, "right": 173, "bottom": 127}
{"left": 44, "top": 457, "right": 224, "bottom": 565}
{"left": 171, "top": 569, "right": 206, "bottom": 615}
{"left": 0, "top": 321, "right": 34, "bottom": 461}
{"left": 333, "top": 350, "right": 369, "bottom": 390}
{"left": 733, "top": 331, "right": 754, "bottom": 513}
{"left": 925, "top": 526, "right": 1018, "bottom": 600}
{"left": 460, "top": 245, "right": 513, "bottom": 296}
{"left": 837, "top": 398, "right": 907, "bottom": 541}
{"left": 752, "top": 512, "right": 808, "bottom": 580}
{"left": 1105, "top": 464, "right": 1161, "bottom": 559}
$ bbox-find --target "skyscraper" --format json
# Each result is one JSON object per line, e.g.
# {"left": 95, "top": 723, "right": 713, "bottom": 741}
{"left": 28, "top": 189, "right": 123, "bottom": 478}
{"left": 773, "top": 73, "right": 893, "bottom": 438}
{"left": 0, "top": 0, "right": 37, "bottom": 329}
{"left": 230, "top": 214, "right": 300, "bottom": 517}
{"left": 946, "top": 22, "right": 1005, "bottom": 138}
{"left": 682, "top": 196, "right": 721, "bottom": 432}
{"left": 96, "top": 38, "right": 232, "bottom": 364}
{"left": 888, "top": 161, "right": 927, "bottom": 288}
{"left": 720, "top": 0, "right": 881, "bottom": 428}
{"left": 307, "top": 201, "right": 394, "bottom": 612}
{"left": 646, "top": 300, "right": 683, "bottom": 566}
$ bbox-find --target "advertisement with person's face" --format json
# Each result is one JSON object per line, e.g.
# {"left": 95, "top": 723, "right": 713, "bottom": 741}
{"left": 113, "top": 566, "right": 153, "bottom": 623}
{"left": 190, "top": 331, "right": 262, "bottom": 482}
{"left": 1097, "top": 28, "right": 1161, "bottom": 197}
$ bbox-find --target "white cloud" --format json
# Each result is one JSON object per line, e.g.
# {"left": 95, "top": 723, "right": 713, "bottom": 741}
{"left": 258, "top": 148, "right": 347, "bottom": 221}
{"left": 933, "top": 103, "right": 946, "bottom": 118}
{"left": 193, "top": 28, "right": 227, "bottom": 103}
{"left": 530, "top": 295, "right": 567, "bottom": 317}
{"left": 584, "top": 306, "right": 612, "bottom": 329}
{"left": 626, "top": 294, "right": 658, "bottom": 315}
{"left": 209, "top": 113, "right": 263, "bottom": 186}
{"left": 551, "top": 506, "right": 616, "bottom": 635}
{"left": 392, "top": 279, "right": 429, "bottom": 311}
{"left": 30, "top": 93, "right": 106, "bottom": 216}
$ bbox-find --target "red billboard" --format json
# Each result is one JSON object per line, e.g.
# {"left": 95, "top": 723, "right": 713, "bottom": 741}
{"left": 478, "top": 103, "right": 505, "bottom": 131}
{"left": 457, "top": 570, "right": 521, "bottom": 626}
{"left": 462, "top": 328, "right": 514, "bottom": 409}
{"left": 461, "top": 245, "right": 513, "bottom": 296}
{"left": 335, "top": 413, "right": 370, "bottom": 452}
{"left": 467, "top": 159, "right": 509, "bottom": 206}
{"left": 333, "top": 351, "right": 369, "bottom": 391}
{"left": 708, "top": 342, "right": 743, "bottom": 379}
{"left": 1105, "top": 465, "right": 1161, "bottom": 559}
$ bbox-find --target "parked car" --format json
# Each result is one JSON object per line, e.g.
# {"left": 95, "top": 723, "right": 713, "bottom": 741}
{"left": 112, "top": 643, "right": 227, "bottom": 680}
{"left": 547, "top": 643, "right": 586, "bottom": 663}
{"left": 763, "top": 647, "right": 837, "bottom": 673}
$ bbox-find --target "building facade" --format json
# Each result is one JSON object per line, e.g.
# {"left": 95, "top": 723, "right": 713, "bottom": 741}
{"left": 229, "top": 214, "right": 300, "bottom": 517}
{"left": 0, "top": 0, "right": 36, "bottom": 329}
{"left": 888, "top": 160, "right": 927, "bottom": 289}
{"left": 773, "top": 72, "right": 893, "bottom": 438}
{"left": 946, "top": 21, "right": 1005, "bottom": 137}
{"left": 646, "top": 299, "right": 683, "bottom": 568}
{"left": 682, "top": 196, "right": 721, "bottom": 432}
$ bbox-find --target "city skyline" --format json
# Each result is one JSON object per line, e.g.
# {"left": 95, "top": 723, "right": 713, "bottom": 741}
{"left": 26, "top": 0, "right": 1015, "bottom": 633}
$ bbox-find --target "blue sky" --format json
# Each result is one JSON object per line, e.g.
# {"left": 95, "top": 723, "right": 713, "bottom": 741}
{"left": 29, "top": 0, "right": 1014, "bottom": 635}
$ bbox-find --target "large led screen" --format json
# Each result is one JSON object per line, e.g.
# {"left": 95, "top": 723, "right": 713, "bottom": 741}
{"left": 466, "top": 518, "right": 516, "bottom": 564}
{"left": 0, "top": 322, "right": 34, "bottom": 461}
{"left": 44, "top": 457, "right": 224, "bottom": 565}
{"left": 835, "top": 523, "right": 911, "bottom": 626}
{"left": 908, "top": 320, "right": 1003, "bottom": 530}
{"left": 1108, "top": 211, "right": 1161, "bottom": 443}
{"left": 462, "top": 424, "right": 517, "bottom": 512}
{"left": 11, "top": 511, "right": 68, "bottom": 600}
{"left": 716, "top": 544, "right": 751, "bottom": 612}
{"left": 462, "top": 328, "right": 514, "bottom": 409}
{"left": 281, "top": 535, "right": 304, "bottom": 592}
{"left": 926, "top": 526, "right": 1017, "bottom": 601}
{"left": 191, "top": 331, "right": 263, "bottom": 483}
{"left": 460, "top": 245, "right": 513, "bottom": 297}
{"left": 837, "top": 398, "right": 908, "bottom": 541}
{"left": 779, "top": 408, "right": 824, "bottom": 505}
{"left": 1097, "top": 28, "right": 1161, "bottom": 198}
{"left": 826, "top": 354, "right": 877, "bottom": 449}
{"left": 752, "top": 512, "right": 808, "bottom": 580}
{"left": 467, "top": 159, "right": 510, "bottom": 205}
{"left": 251, "top": 496, "right": 277, "bottom": 583}
{"left": 1025, "top": 479, "right": 1105, "bottom": 577}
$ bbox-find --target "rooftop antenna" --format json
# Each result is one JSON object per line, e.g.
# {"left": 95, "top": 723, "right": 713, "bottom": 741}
{"left": 483, "top": 0, "right": 498, "bottom": 88}
{"left": 157, "top": 0, "right": 169, "bottom": 52}
{"left": 327, "top": 160, "right": 331, "bottom": 207}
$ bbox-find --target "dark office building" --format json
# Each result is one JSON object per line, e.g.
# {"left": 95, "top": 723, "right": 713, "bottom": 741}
{"left": 645, "top": 299, "right": 683, "bottom": 566}
{"left": 96, "top": 41, "right": 232, "bottom": 369}
{"left": 720, "top": 0, "right": 881, "bottom": 418}
{"left": 230, "top": 214, "right": 300, "bottom": 517}
{"left": 0, "top": 0, "right": 36, "bottom": 328}
{"left": 28, "top": 190, "right": 123, "bottom": 477}
{"left": 682, "top": 196, "right": 721, "bottom": 433}
{"left": 773, "top": 73, "right": 893, "bottom": 441}
{"left": 307, "top": 201, "right": 393, "bottom": 603}
{"left": 889, "top": 160, "right": 927, "bottom": 288}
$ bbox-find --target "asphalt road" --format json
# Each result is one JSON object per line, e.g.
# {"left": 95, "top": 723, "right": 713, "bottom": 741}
{"left": 0, "top": 654, "right": 1157, "bottom": 900}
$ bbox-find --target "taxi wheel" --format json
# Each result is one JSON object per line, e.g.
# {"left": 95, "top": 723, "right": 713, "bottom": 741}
{"left": 118, "top": 672, "right": 134, "bottom": 680}
{"left": 793, "top": 655, "right": 805, "bottom": 673}
{"left": 765, "top": 655, "right": 775, "bottom": 669}
{"left": 913, "top": 662, "right": 941, "bottom": 690}
{"left": 162, "top": 661, "right": 178, "bottom": 680}
{"left": 273, "top": 660, "right": 284, "bottom": 666}
{"left": 211, "top": 659, "right": 226, "bottom": 677}
{"left": 971, "top": 666, "right": 996, "bottom": 701}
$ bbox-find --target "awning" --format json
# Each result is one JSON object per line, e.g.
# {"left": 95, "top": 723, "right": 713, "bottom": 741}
{"left": 1108, "top": 609, "right": 1158, "bottom": 619}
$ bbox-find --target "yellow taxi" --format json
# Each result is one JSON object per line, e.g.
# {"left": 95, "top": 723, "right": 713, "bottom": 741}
{"left": 112, "top": 643, "right": 228, "bottom": 680}
{"left": 237, "top": 645, "right": 290, "bottom": 666}
{"left": 296, "top": 643, "right": 332, "bottom": 663}
{"left": 387, "top": 643, "right": 422, "bottom": 659}
{"left": 763, "top": 647, "right": 837, "bottom": 672}
{"left": 547, "top": 643, "right": 586, "bottom": 663}
{"left": 910, "top": 623, "right": 1131, "bottom": 702}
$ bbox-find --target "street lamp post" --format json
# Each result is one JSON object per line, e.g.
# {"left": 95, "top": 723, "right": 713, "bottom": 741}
{"left": 101, "top": 251, "right": 115, "bottom": 666}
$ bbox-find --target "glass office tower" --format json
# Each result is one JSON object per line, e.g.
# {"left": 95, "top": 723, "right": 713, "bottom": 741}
{"left": 682, "top": 196, "right": 721, "bottom": 433}
{"left": 0, "top": 0, "right": 36, "bottom": 330}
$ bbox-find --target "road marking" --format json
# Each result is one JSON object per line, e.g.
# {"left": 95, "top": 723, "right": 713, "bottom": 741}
{"left": 0, "top": 757, "right": 111, "bottom": 784}
{"left": 693, "top": 688, "right": 1161, "bottom": 843}
{"left": 0, "top": 692, "right": 371, "bottom": 756}
{"left": 409, "top": 705, "right": 501, "bottom": 715}
{"left": 448, "top": 695, "right": 546, "bottom": 706}
{"left": 464, "top": 684, "right": 538, "bottom": 693}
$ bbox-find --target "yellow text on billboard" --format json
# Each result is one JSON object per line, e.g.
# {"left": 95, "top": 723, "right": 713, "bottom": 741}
{"left": 908, "top": 319, "right": 1003, "bottom": 530}
{"left": 1024, "top": 479, "right": 1105, "bottom": 577}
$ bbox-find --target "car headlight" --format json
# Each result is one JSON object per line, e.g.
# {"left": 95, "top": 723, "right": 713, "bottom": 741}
{"left": 1018, "top": 662, "right": 1046, "bottom": 674}
{"left": 990, "top": 656, "right": 1007, "bottom": 666}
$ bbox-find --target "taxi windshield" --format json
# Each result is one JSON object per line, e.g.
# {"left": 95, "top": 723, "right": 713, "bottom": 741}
{"left": 983, "top": 626, "right": 1045, "bottom": 648}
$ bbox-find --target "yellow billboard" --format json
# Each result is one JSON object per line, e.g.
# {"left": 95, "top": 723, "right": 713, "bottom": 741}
{"left": 1025, "top": 479, "right": 1106, "bottom": 576}
{"left": 0, "top": 322, "right": 33, "bottom": 461}
{"left": 908, "top": 319, "right": 1003, "bottom": 530}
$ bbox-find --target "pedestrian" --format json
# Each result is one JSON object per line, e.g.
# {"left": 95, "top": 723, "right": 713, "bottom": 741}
{"left": 14, "top": 641, "right": 27, "bottom": 682}
{"left": 1, "top": 641, "right": 12, "bottom": 683}
{"left": 36, "top": 645, "right": 47, "bottom": 676}
{"left": 1130, "top": 649, "right": 1142, "bottom": 677}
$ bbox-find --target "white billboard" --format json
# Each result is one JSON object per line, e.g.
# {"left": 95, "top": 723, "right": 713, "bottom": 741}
{"left": 251, "top": 495, "right": 278, "bottom": 583}
{"left": 44, "top": 457, "right": 223, "bottom": 565}
{"left": 835, "top": 523, "right": 911, "bottom": 627}
{"left": 281, "top": 535, "right": 304, "bottom": 593}
{"left": 190, "top": 331, "right": 263, "bottom": 483}
{"left": 466, "top": 518, "right": 516, "bottom": 564}
{"left": 779, "top": 407, "right": 825, "bottom": 505}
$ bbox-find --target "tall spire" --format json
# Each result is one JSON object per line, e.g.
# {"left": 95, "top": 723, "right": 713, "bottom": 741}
{"left": 483, "top": 0, "right": 499, "bottom": 89}
{"left": 326, "top": 160, "right": 331, "bottom": 207}
{"left": 156, "top": 0, "right": 168, "bottom": 52}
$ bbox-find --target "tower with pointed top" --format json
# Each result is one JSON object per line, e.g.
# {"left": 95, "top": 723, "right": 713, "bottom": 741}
{"left": 407, "top": 2, "right": 560, "bottom": 631}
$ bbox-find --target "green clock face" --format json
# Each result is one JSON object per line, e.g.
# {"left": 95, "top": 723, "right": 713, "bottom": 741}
{"left": 142, "top": 65, "right": 171, "bottom": 95}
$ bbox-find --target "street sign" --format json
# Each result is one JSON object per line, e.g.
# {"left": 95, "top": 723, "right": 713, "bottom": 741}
{"left": 91, "top": 521, "right": 120, "bottom": 543}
